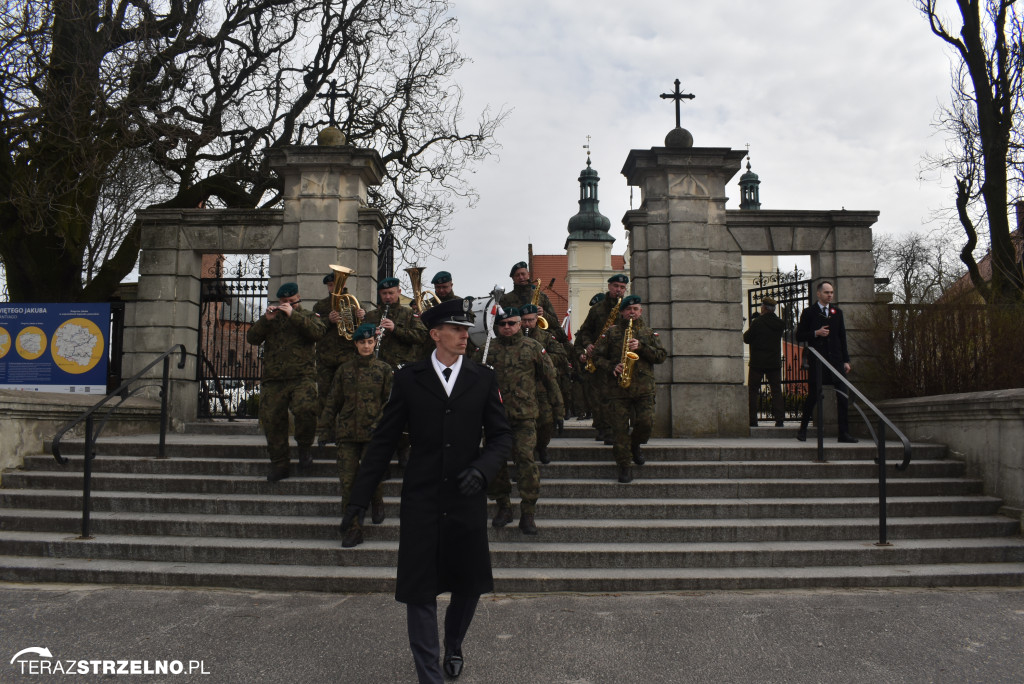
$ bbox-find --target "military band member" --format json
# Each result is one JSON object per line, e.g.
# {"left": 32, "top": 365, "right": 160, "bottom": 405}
{"left": 592, "top": 295, "right": 667, "bottom": 483}
{"left": 313, "top": 272, "right": 357, "bottom": 419}
{"left": 575, "top": 275, "right": 629, "bottom": 443}
{"left": 473, "top": 308, "right": 562, "bottom": 534}
{"left": 359, "top": 276, "right": 429, "bottom": 369}
{"left": 499, "top": 261, "right": 566, "bottom": 342}
{"left": 317, "top": 323, "right": 393, "bottom": 547}
{"left": 520, "top": 304, "right": 568, "bottom": 465}
{"left": 246, "top": 282, "right": 327, "bottom": 482}
{"left": 431, "top": 271, "right": 458, "bottom": 302}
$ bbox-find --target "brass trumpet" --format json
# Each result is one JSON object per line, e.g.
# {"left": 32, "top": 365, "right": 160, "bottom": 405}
{"left": 328, "top": 265, "right": 361, "bottom": 339}
{"left": 406, "top": 266, "right": 440, "bottom": 314}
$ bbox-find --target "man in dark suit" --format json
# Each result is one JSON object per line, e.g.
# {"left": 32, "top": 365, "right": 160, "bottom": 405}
{"left": 743, "top": 296, "right": 785, "bottom": 427}
{"left": 795, "top": 280, "right": 858, "bottom": 443}
{"left": 342, "top": 297, "right": 512, "bottom": 683}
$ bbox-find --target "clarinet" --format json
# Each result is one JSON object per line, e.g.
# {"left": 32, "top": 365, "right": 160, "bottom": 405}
{"left": 373, "top": 304, "right": 390, "bottom": 358}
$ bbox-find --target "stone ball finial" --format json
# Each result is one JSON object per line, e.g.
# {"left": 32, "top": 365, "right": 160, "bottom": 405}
{"left": 665, "top": 126, "right": 693, "bottom": 148}
{"left": 317, "top": 127, "right": 347, "bottom": 146}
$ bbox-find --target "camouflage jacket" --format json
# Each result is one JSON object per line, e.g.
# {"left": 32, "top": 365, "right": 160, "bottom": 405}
{"left": 574, "top": 294, "right": 621, "bottom": 356}
{"left": 473, "top": 331, "right": 563, "bottom": 421}
{"left": 500, "top": 285, "right": 558, "bottom": 331}
{"left": 362, "top": 302, "right": 429, "bottom": 368}
{"left": 312, "top": 296, "right": 357, "bottom": 369}
{"left": 525, "top": 326, "right": 569, "bottom": 377}
{"left": 245, "top": 304, "right": 326, "bottom": 382}
{"left": 317, "top": 355, "right": 393, "bottom": 443}
{"left": 593, "top": 317, "right": 667, "bottom": 397}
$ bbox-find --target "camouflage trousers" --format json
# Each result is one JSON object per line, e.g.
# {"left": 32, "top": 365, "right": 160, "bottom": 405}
{"left": 316, "top": 362, "right": 341, "bottom": 414}
{"left": 608, "top": 393, "right": 656, "bottom": 467}
{"left": 336, "top": 441, "right": 384, "bottom": 522}
{"left": 488, "top": 419, "right": 538, "bottom": 515}
{"left": 585, "top": 371, "right": 612, "bottom": 434}
{"left": 259, "top": 378, "right": 318, "bottom": 468}
{"left": 536, "top": 399, "right": 554, "bottom": 451}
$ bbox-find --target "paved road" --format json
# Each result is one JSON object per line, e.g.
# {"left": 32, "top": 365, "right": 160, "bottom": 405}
{"left": 2, "top": 584, "right": 1022, "bottom": 683}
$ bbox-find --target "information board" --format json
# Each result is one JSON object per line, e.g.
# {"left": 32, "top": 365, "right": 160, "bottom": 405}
{"left": 0, "top": 303, "right": 110, "bottom": 394}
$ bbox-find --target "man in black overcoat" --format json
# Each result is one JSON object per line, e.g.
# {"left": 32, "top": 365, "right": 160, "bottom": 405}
{"left": 795, "top": 280, "right": 858, "bottom": 443}
{"left": 743, "top": 296, "right": 785, "bottom": 427}
{"left": 343, "top": 297, "right": 512, "bottom": 683}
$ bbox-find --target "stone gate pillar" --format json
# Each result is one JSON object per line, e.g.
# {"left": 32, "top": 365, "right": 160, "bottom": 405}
{"left": 622, "top": 135, "right": 748, "bottom": 437}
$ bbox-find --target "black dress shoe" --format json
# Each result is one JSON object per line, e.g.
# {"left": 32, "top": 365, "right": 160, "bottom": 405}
{"left": 371, "top": 499, "right": 386, "bottom": 524}
{"left": 267, "top": 466, "right": 290, "bottom": 482}
{"left": 838, "top": 434, "right": 860, "bottom": 443}
{"left": 795, "top": 428, "right": 807, "bottom": 442}
{"left": 443, "top": 651, "right": 463, "bottom": 678}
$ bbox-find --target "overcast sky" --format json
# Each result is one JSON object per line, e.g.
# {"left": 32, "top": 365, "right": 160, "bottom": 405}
{"left": 407, "top": 0, "right": 959, "bottom": 299}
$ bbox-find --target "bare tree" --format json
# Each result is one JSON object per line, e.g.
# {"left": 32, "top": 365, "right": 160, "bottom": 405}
{"left": 0, "top": 0, "right": 506, "bottom": 302}
{"left": 873, "top": 227, "right": 966, "bottom": 304}
{"left": 917, "top": 0, "right": 1024, "bottom": 305}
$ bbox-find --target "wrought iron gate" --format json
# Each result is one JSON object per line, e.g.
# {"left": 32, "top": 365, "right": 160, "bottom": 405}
{"left": 746, "top": 267, "right": 813, "bottom": 421}
{"left": 197, "top": 256, "right": 269, "bottom": 419}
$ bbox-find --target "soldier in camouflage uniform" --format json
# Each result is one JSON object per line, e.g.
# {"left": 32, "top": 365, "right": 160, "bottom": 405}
{"left": 575, "top": 275, "right": 629, "bottom": 442}
{"left": 592, "top": 295, "right": 667, "bottom": 483}
{"left": 317, "top": 323, "right": 393, "bottom": 548}
{"left": 246, "top": 282, "right": 327, "bottom": 482}
{"left": 312, "top": 272, "right": 357, "bottom": 419}
{"left": 472, "top": 308, "right": 563, "bottom": 534}
{"left": 359, "top": 276, "right": 429, "bottom": 368}
{"left": 499, "top": 261, "right": 567, "bottom": 343}
{"left": 419, "top": 271, "right": 478, "bottom": 358}
{"left": 520, "top": 304, "right": 567, "bottom": 465}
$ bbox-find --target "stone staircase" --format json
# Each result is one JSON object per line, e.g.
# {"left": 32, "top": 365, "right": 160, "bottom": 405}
{"left": 1, "top": 421, "right": 1022, "bottom": 592}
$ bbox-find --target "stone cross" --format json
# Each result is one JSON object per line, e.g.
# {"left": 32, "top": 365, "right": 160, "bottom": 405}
{"left": 317, "top": 79, "right": 349, "bottom": 127}
{"left": 660, "top": 79, "right": 695, "bottom": 129}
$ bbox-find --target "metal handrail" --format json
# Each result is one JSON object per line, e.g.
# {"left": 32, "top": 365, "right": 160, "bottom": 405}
{"left": 51, "top": 344, "right": 187, "bottom": 538}
{"left": 803, "top": 345, "right": 913, "bottom": 546}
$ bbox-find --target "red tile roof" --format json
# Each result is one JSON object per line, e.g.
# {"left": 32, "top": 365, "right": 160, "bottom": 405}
{"left": 531, "top": 253, "right": 626, "bottom": 322}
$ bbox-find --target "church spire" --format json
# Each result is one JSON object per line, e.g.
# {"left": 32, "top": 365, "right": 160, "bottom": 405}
{"left": 565, "top": 138, "right": 613, "bottom": 247}
{"left": 739, "top": 145, "right": 761, "bottom": 210}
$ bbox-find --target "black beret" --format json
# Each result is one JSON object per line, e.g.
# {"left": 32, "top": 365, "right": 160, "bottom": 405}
{"left": 621, "top": 295, "right": 641, "bottom": 307}
{"left": 275, "top": 282, "right": 299, "bottom": 298}
{"left": 431, "top": 271, "right": 452, "bottom": 285}
{"left": 420, "top": 297, "right": 474, "bottom": 329}
{"left": 378, "top": 277, "right": 400, "bottom": 290}
{"left": 607, "top": 274, "right": 629, "bottom": 284}
{"left": 589, "top": 292, "right": 606, "bottom": 306}
{"left": 509, "top": 261, "right": 528, "bottom": 277}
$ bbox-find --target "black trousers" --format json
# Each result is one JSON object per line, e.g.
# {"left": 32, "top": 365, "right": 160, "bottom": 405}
{"left": 800, "top": 360, "right": 850, "bottom": 435}
{"left": 748, "top": 366, "right": 784, "bottom": 424}
{"left": 406, "top": 593, "right": 480, "bottom": 684}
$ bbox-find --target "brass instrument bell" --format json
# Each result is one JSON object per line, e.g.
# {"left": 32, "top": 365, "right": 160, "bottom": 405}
{"left": 405, "top": 266, "right": 440, "bottom": 314}
{"left": 329, "top": 264, "right": 360, "bottom": 339}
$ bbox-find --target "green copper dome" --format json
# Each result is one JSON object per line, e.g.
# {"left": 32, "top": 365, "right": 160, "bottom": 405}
{"left": 566, "top": 157, "right": 613, "bottom": 242}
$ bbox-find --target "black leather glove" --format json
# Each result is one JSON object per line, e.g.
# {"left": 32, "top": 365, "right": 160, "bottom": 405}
{"left": 457, "top": 467, "right": 486, "bottom": 496}
{"left": 340, "top": 504, "right": 366, "bottom": 533}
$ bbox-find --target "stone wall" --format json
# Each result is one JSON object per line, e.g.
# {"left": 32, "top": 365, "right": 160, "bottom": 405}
{"left": 0, "top": 390, "right": 162, "bottom": 477}
{"left": 878, "top": 389, "right": 1024, "bottom": 516}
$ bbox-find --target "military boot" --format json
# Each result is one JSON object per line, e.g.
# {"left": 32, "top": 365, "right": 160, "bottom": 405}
{"left": 631, "top": 443, "right": 645, "bottom": 466}
{"left": 297, "top": 445, "right": 313, "bottom": 472}
{"left": 518, "top": 511, "right": 538, "bottom": 535}
{"left": 537, "top": 446, "right": 551, "bottom": 465}
{"left": 267, "top": 465, "right": 290, "bottom": 482}
{"left": 341, "top": 521, "right": 363, "bottom": 548}
{"left": 617, "top": 465, "right": 633, "bottom": 483}
{"left": 492, "top": 504, "right": 514, "bottom": 528}
{"left": 371, "top": 497, "right": 386, "bottom": 525}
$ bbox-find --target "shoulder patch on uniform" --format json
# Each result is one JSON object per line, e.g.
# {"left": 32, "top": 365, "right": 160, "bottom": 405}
{"left": 540, "top": 348, "right": 546, "bottom": 354}
{"left": 653, "top": 332, "right": 659, "bottom": 336}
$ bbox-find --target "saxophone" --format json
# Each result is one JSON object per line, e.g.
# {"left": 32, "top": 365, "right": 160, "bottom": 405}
{"left": 529, "top": 278, "right": 549, "bottom": 329}
{"left": 618, "top": 318, "right": 639, "bottom": 389}
{"left": 585, "top": 297, "right": 622, "bottom": 373}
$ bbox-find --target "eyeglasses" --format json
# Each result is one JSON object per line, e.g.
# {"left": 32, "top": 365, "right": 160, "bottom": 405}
{"left": 497, "top": 321, "right": 519, "bottom": 327}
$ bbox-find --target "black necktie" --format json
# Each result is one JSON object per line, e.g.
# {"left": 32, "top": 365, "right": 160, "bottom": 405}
{"left": 442, "top": 367, "right": 452, "bottom": 382}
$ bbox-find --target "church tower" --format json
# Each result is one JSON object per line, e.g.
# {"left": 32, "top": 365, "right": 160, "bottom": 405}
{"left": 739, "top": 153, "right": 762, "bottom": 210}
{"left": 565, "top": 146, "right": 618, "bottom": 331}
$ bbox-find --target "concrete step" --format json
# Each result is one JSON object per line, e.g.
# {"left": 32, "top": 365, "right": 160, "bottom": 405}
{"left": 1, "top": 508, "right": 1017, "bottom": 543}
{"left": 18, "top": 454, "right": 965, "bottom": 480}
{"left": 0, "top": 489, "right": 1005, "bottom": 519}
{"left": 3, "top": 531, "right": 1023, "bottom": 569}
{"left": 0, "top": 470, "right": 984, "bottom": 499}
{"left": 2, "top": 554, "right": 1021, "bottom": 592}
{"left": 182, "top": 420, "right": 261, "bottom": 435}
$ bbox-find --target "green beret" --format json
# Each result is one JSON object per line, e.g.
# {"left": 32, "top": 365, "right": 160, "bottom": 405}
{"left": 494, "top": 307, "right": 520, "bottom": 323}
{"left": 431, "top": 271, "right": 452, "bottom": 285}
{"left": 519, "top": 304, "right": 539, "bottom": 315}
{"left": 352, "top": 323, "right": 377, "bottom": 341}
{"left": 323, "top": 272, "right": 335, "bottom": 284}
{"left": 608, "top": 274, "right": 629, "bottom": 284}
{"left": 276, "top": 282, "right": 299, "bottom": 298}
{"left": 509, "top": 261, "right": 528, "bottom": 277}
{"left": 621, "top": 295, "right": 641, "bottom": 307}
{"left": 589, "top": 292, "right": 606, "bottom": 306}
{"left": 378, "top": 277, "right": 400, "bottom": 290}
